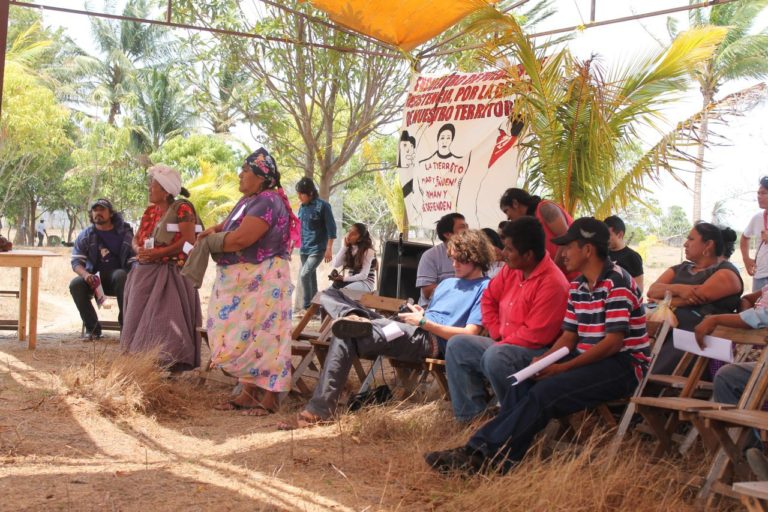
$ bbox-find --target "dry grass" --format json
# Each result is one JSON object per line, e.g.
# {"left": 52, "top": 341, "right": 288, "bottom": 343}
{"left": 443, "top": 437, "right": 698, "bottom": 511}
{"left": 60, "top": 348, "right": 194, "bottom": 418}
{"left": 333, "top": 404, "right": 730, "bottom": 511}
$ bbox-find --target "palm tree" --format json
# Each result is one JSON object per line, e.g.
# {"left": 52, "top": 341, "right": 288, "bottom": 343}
{"left": 86, "top": 0, "right": 172, "bottom": 125}
{"left": 669, "top": 0, "right": 768, "bottom": 221}
{"left": 130, "top": 67, "right": 194, "bottom": 153}
{"left": 464, "top": 9, "right": 731, "bottom": 217}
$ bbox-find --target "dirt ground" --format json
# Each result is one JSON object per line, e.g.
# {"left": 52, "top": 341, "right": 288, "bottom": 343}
{"left": 0, "top": 244, "right": 747, "bottom": 511}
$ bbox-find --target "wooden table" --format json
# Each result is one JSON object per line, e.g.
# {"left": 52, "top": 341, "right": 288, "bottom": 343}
{"left": 0, "top": 250, "right": 58, "bottom": 350}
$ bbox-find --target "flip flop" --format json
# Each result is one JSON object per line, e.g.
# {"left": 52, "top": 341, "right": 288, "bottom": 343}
{"left": 276, "top": 411, "right": 329, "bottom": 430}
{"left": 241, "top": 403, "right": 278, "bottom": 417}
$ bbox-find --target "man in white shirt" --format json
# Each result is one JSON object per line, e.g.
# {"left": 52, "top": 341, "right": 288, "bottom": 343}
{"left": 741, "top": 176, "right": 768, "bottom": 292}
{"left": 36, "top": 220, "right": 47, "bottom": 247}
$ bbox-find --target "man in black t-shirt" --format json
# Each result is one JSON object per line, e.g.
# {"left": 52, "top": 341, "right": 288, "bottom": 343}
{"left": 604, "top": 215, "right": 644, "bottom": 291}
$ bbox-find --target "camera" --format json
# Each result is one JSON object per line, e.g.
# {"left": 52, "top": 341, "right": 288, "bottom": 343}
{"left": 328, "top": 269, "right": 340, "bottom": 280}
{"left": 398, "top": 298, "right": 415, "bottom": 314}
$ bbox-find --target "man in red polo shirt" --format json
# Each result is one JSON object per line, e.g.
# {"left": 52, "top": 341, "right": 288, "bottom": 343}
{"left": 445, "top": 217, "right": 570, "bottom": 422}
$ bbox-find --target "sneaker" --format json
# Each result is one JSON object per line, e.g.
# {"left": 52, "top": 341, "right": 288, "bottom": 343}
{"left": 424, "top": 446, "right": 486, "bottom": 475}
{"left": 746, "top": 447, "right": 768, "bottom": 480}
{"left": 331, "top": 314, "right": 373, "bottom": 339}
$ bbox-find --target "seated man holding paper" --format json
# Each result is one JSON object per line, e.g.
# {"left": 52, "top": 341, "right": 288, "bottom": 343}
{"left": 425, "top": 217, "right": 650, "bottom": 474}
{"left": 70, "top": 198, "right": 136, "bottom": 340}
{"left": 284, "top": 230, "right": 495, "bottom": 428}
{"left": 446, "top": 217, "right": 570, "bottom": 422}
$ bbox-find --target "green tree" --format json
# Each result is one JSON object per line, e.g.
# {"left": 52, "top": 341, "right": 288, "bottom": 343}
{"left": 0, "top": 62, "right": 72, "bottom": 244}
{"left": 149, "top": 133, "right": 245, "bottom": 181}
{"left": 70, "top": 118, "right": 146, "bottom": 221}
{"left": 466, "top": 9, "right": 727, "bottom": 217}
{"left": 179, "top": 34, "right": 252, "bottom": 134}
{"left": 668, "top": 0, "right": 768, "bottom": 221}
{"left": 177, "top": 0, "right": 409, "bottom": 199}
{"left": 85, "top": 0, "right": 173, "bottom": 125}
{"left": 657, "top": 205, "right": 692, "bottom": 242}
{"left": 130, "top": 67, "right": 194, "bottom": 153}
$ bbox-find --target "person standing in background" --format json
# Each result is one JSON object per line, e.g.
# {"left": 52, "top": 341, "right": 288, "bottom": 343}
{"left": 741, "top": 176, "right": 768, "bottom": 292}
{"left": 36, "top": 219, "right": 47, "bottom": 247}
{"left": 296, "top": 177, "right": 337, "bottom": 312}
{"left": 604, "top": 215, "right": 644, "bottom": 291}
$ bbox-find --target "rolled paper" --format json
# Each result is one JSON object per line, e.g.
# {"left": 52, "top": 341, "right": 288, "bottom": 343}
{"left": 508, "top": 346, "right": 570, "bottom": 386}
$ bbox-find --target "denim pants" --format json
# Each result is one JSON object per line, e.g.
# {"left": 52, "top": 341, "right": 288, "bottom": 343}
{"left": 305, "top": 289, "right": 429, "bottom": 418}
{"left": 714, "top": 362, "right": 762, "bottom": 448}
{"left": 466, "top": 352, "right": 639, "bottom": 470}
{"left": 300, "top": 253, "right": 323, "bottom": 309}
{"left": 69, "top": 268, "right": 127, "bottom": 334}
{"left": 445, "top": 335, "right": 546, "bottom": 422}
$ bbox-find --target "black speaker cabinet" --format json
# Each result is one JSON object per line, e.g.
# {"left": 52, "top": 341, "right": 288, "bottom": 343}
{"left": 378, "top": 240, "right": 433, "bottom": 302}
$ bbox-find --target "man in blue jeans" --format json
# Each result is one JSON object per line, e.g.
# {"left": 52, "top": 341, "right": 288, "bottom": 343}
{"left": 425, "top": 217, "right": 650, "bottom": 474}
{"left": 285, "top": 230, "right": 493, "bottom": 428}
{"left": 446, "top": 217, "right": 569, "bottom": 422}
{"left": 296, "top": 177, "right": 337, "bottom": 311}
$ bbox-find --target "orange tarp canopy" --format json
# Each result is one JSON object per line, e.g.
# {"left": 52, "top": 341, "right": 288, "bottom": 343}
{"left": 307, "top": 0, "right": 499, "bottom": 51}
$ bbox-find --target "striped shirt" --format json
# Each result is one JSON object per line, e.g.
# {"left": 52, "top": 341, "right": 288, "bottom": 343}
{"left": 562, "top": 261, "right": 650, "bottom": 379}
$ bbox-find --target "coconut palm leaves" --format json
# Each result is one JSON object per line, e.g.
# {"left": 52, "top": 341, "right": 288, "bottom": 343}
{"left": 185, "top": 160, "right": 241, "bottom": 227}
{"left": 669, "top": 0, "right": 768, "bottom": 220}
{"left": 465, "top": 8, "right": 729, "bottom": 216}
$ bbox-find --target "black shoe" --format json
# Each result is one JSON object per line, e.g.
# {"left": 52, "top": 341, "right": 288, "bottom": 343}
{"left": 83, "top": 328, "right": 102, "bottom": 341}
{"left": 424, "top": 446, "right": 486, "bottom": 475}
{"left": 331, "top": 315, "right": 373, "bottom": 339}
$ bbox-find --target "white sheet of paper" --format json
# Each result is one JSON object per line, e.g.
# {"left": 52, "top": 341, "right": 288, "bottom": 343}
{"left": 230, "top": 203, "right": 248, "bottom": 222}
{"left": 381, "top": 322, "right": 406, "bottom": 342}
{"left": 672, "top": 328, "right": 733, "bottom": 363}
{"left": 166, "top": 223, "right": 203, "bottom": 233}
{"left": 182, "top": 241, "right": 194, "bottom": 255}
{"left": 508, "top": 346, "right": 570, "bottom": 385}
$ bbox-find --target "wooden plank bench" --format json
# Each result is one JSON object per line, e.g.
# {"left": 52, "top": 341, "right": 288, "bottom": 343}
{"left": 0, "top": 290, "right": 20, "bottom": 331}
{"left": 733, "top": 482, "right": 768, "bottom": 512}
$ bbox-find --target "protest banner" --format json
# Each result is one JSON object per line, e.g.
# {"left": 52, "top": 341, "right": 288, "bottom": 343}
{"left": 397, "top": 70, "right": 522, "bottom": 229}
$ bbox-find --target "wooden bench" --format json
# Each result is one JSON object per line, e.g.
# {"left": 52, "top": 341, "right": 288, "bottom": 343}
{"left": 694, "top": 344, "right": 768, "bottom": 504}
{"left": 629, "top": 326, "right": 766, "bottom": 459}
{"left": 0, "top": 290, "right": 20, "bottom": 331}
{"left": 733, "top": 481, "right": 768, "bottom": 512}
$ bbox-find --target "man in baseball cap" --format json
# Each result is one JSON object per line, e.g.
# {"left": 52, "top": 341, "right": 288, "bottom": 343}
{"left": 69, "top": 198, "right": 136, "bottom": 339}
{"left": 425, "top": 217, "right": 650, "bottom": 475}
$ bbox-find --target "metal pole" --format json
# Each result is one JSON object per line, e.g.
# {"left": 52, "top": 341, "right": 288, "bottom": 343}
{"left": 0, "top": 0, "right": 10, "bottom": 122}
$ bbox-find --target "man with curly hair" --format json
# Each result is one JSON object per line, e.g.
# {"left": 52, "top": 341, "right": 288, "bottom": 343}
{"left": 284, "top": 230, "right": 495, "bottom": 428}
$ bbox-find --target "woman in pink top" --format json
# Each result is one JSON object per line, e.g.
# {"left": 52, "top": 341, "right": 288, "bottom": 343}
{"left": 499, "top": 188, "right": 576, "bottom": 279}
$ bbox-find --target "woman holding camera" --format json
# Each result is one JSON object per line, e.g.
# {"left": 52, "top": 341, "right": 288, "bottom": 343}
{"left": 327, "top": 223, "right": 378, "bottom": 292}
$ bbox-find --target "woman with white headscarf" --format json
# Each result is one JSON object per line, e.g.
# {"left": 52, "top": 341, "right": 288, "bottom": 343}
{"left": 120, "top": 164, "right": 202, "bottom": 372}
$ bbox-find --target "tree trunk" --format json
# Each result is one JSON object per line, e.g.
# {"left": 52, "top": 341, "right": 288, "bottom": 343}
{"left": 13, "top": 213, "right": 26, "bottom": 246}
{"left": 318, "top": 170, "right": 333, "bottom": 201}
{"left": 693, "top": 91, "right": 712, "bottom": 223}
{"left": 27, "top": 197, "right": 37, "bottom": 246}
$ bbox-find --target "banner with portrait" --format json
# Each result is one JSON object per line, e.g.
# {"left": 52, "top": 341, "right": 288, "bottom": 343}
{"left": 397, "top": 70, "right": 522, "bottom": 230}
